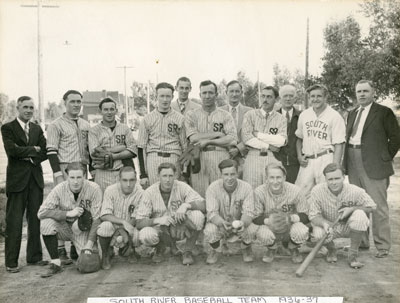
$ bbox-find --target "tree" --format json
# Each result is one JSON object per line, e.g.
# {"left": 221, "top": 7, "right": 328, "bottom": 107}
{"left": 1, "top": 99, "right": 18, "bottom": 124}
{"left": 130, "top": 81, "right": 156, "bottom": 112}
{"left": 45, "top": 101, "right": 64, "bottom": 122}
{"left": 0, "top": 93, "right": 9, "bottom": 124}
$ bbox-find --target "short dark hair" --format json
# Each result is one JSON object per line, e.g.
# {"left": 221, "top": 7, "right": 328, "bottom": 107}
{"left": 66, "top": 162, "right": 86, "bottom": 175}
{"left": 261, "top": 86, "right": 279, "bottom": 98}
{"left": 99, "top": 97, "right": 117, "bottom": 110}
{"left": 17, "top": 96, "right": 33, "bottom": 104}
{"left": 356, "top": 80, "right": 375, "bottom": 90}
{"left": 323, "top": 163, "right": 344, "bottom": 176}
{"left": 307, "top": 84, "right": 328, "bottom": 96}
{"left": 265, "top": 162, "right": 287, "bottom": 176}
{"left": 63, "top": 90, "right": 83, "bottom": 101}
{"left": 119, "top": 166, "right": 136, "bottom": 178}
{"left": 226, "top": 80, "right": 242, "bottom": 91}
{"left": 156, "top": 82, "right": 174, "bottom": 95}
{"left": 158, "top": 162, "right": 177, "bottom": 174}
{"left": 218, "top": 159, "right": 238, "bottom": 172}
{"left": 199, "top": 80, "right": 218, "bottom": 93}
{"left": 176, "top": 77, "right": 191, "bottom": 87}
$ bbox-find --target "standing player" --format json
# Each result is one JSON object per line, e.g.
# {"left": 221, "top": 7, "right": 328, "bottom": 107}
{"left": 38, "top": 162, "right": 102, "bottom": 277}
{"left": 97, "top": 167, "right": 143, "bottom": 269}
{"left": 137, "top": 82, "right": 187, "bottom": 187}
{"left": 241, "top": 86, "right": 287, "bottom": 188}
{"left": 220, "top": 80, "right": 252, "bottom": 178}
{"left": 343, "top": 80, "right": 400, "bottom": 256}
{"left": 309, "top": 163, "right": 376, "bottom": 268}
{"left": 295, "top": 84, "right": 346, "bottom": 196}
{"left": 204, "top": 159, "right": 256, "bottom": 264}
{"left": 275, "top": 85, "right": 301, "bottom": 183}
{"left": 251, "top": 163, "right": 310, "bottom": 264}
{"left": 46, "top": 89, "right": 90, "bottom": 262}
{"left": 135, "top": 163, "right": 206, "bottom": 265}
{"left": 185, "top": 80, "right": 238, "bottom": 197}
{"left": 89, "top": 97, "right": 137, "bottom": 192}
{"left": 171, "top": 77, "right": 201, "bottom": 116}
{"left": 1, "top": 96, "right": 48, "bottom": 273}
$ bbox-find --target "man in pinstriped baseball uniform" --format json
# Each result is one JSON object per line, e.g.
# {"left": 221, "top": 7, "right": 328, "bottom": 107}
{"left": 171, "top": 77, "right": 201, "bottom": 116}
{"left": 38, "top": 162, "right": 102, "bottom": 277}
{"left": 97, "top": 166, "right": 143, "bottom": 269}
{"left": 89, "top": 97, "right": 137, "bottom": 192}
{"left": 241, "top": 86, "right": 287, "bottom": 189}
{"left": 309, "top": 163, "right": 376, "bottom": 269}
{"left": 295, "top": 84, "right": 346, "bottom": 196}
{"left": 46, "top": 90, "right": 91, "bottom": 263}
{"left": 220, "top": 80, "right": 252, "bottom": 179}
{"left": 135, "top": 162, "right": 206, "bottom": 265}
{"left": 185, "top": 80, "right": 238, "bottom": 197}
{"left": 250, "top": 162, "right": 310, "bottom": 264}
{"left": 204, "top": 159, "right": 256, "bottom": 264}
{"left": 137, "top": 82, "right": 187, "bottom": 188}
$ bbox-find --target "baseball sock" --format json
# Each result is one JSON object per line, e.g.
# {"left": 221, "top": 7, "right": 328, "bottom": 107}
{"left": 210, "top": 240, "right": 220, "bottom": 249}
{"left": 43, "top": 235, "right": 61, "bottom": 266}
{"left": 350, "top": 230, "right": 363, "bottom": 252}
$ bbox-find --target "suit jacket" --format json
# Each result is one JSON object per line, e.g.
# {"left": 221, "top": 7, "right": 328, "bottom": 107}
{"left": 275, "top": 107, "right": 301, "bottom": 166}
{"left": 220, "top": 103, "right": 253, "bottom": 140}
{"left": 171, "top": 99, "right": 201, "bottom": 116}
{"left": 343, "top": 102, "right": 400, "bottom": 179}
{"left": 1, "top": 119, "right": 47, "bottom": 193}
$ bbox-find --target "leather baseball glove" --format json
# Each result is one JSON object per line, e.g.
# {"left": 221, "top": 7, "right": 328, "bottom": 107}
{"left": 179, "top": 143, "right": 201, "bottom": 175}
{"left": 78, "top": 208, "right": 93, "bottom": 232}
{"left": 265, "top": 211, "right": 291, "bottom": 234}
{"left": 91, "top": 146, "right": 114, "bottom": 169}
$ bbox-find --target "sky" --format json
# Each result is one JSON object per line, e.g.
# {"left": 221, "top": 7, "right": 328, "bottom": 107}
{"left": 0, "top": 0, "right": 371, "bottom": 107}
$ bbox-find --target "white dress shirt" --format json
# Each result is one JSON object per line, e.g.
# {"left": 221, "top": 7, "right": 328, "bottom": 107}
{"left": 349, "top": 103, "right": 372, "bottom": 145}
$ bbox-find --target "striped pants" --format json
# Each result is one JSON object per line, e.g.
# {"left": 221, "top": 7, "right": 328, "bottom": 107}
{"left": 241, "top": 222, "right": 309, "bottom": 246}
{"left": 139, "top": 210, "right": 205, "bottom": 246}
{"left": 40, "top": 219, "right": 90, "bottom": 255}
{"left": 311, "top": 209, "right": 370, "bottom": 243}
{"left": 243, "top": 150, "right": 280, "bottom": 189}
{"left": 94, "top": 169, "right": 120, "bottom": 192}
{"left": 146, "top": 152, "right": 181, "bottom": 185}
{"left": 191, "top": 150, "right": 229, "bottom": 197}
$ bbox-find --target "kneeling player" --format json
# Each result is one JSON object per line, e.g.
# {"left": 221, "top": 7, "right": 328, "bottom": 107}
{"left": 97, "top": 167, "right": 143, "bottom": 269}
{"left": 38, "top": 162, "right": 102, "bottom": 277}
{"left": 250, "top": 162, "right": 310, "bottom": 264}
{"left": 135, "top": 163, "right": 206, "bottom": 265}
{"left": 308, "top": 163, "right": 376, "bottom": 269}
{"left": 204, "top": 159, "right": 256, "bottom": 264}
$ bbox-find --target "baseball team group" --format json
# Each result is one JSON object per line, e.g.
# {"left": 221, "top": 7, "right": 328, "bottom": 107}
{"left": 2, "top": 76, "right": 400, "bottom": 279}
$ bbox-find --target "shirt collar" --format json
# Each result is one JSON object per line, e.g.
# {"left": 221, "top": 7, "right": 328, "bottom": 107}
{"left": 228, "top": 103, "right": 240, "bottom": 111}
{"left": 282, "top": 107, "right": 293, "bottom": 116}
{"left": 260, "top": 108, "right": 273, "bottom": 117}
{"left": 62, "top": 113, "right": 79, "bottom": 122}
{"left": 17, "top": 117, "right": 29, "bottom": 130}
{"left": 358, "top": 102, "right": 372, "bottom": 112}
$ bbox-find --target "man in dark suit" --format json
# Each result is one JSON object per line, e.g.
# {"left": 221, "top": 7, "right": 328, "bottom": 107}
{"left": 276, "top": 84, "right": 301, "bottom": 183}
{"left": 220, "top": 80, "right": 252, "bottom": 178}
{"left": 1, "top": 96, "right": 48, "bottom": 272}
{"left": 343, "top": 80, "right": 400, "bottom": 258}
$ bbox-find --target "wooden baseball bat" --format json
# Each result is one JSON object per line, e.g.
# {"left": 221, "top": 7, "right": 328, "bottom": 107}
{"left": 295, "top": 217, "right": 341, "bottom": 277}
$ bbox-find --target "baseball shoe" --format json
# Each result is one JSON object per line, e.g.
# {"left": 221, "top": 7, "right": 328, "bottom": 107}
{"left": 206, "top": 249, "right": 219, "bottom": 265}
{"left": 241, "top": 245, "right": 254, "bottom": 263}
{"left": 27, "top": 260, "right": 49, "bottom": 266}
{"left": 348, "top": 251, "right": 364, "bottom": 269}
{"left": 326, "top": 243, "right": 337, "bottom": 263}
{"left": 375, "top": 249, "right": 389, "bottom": 258}
{"left": 70, "top": 244, "right": 78, "bottom": 260}
{"left": 221, "top": 243, "right": 234, "bottom": 256}
{"left": 128, "top": 249, "right": 140, "bottom": 264}
{"left": 58, "top": 248, "right": 73, "bottom": 266}
{"left": 40, "top": 263, "right": 62, "bottom": 278}
{"left": 182, "top": 251, "right": 194, "bottom": 265}
{"left": 290, "top": 248, "right": 303, "bottom": 264}
{"left": 262, "top": 248, "right": 276, "bottom": 263}
{"left": 152, "top": 245, "right": 165, "bottom": 263}
{"left": 6, "top": 266, "right": 20, "bottom": 273}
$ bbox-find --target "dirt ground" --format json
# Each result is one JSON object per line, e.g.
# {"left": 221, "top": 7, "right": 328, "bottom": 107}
{"left": 1, "top": 160, "right": 399, "bottom": 303}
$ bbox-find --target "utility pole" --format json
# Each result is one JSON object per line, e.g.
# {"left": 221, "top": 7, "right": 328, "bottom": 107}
{"left": 305, "top": 17, "right": 310, "bottom": 109}
{"left": 147, "top": 80, "right": 151, "bottom": 113}
{"left": 22, "top": 0, "right": 59, "bottom": 128}
{"left": 116, "top": 66, "right": 134, "bottom": 121}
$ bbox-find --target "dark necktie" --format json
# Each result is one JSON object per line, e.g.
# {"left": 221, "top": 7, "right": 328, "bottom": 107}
{"left": 180, "top": 102, "right": 185, "bottom": 114}
{"left": 351, "top": 107, "right": 365, "bottom": 137}
{"left": 285, "top": 110, "right": 290, "bottom": 132}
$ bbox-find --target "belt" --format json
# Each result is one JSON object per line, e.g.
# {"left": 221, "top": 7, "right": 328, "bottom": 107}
{"left": 348, "top": 144, "right": 362, "bottom": 149}
{"left": 203, "top": 146, "right": 216, "bottom": 152}
{"left": 305, "top": 149, "right": 333, "bottom": 159}
{"left": 157, "top": 152, "right": 171, "bottom": 158}
{"left": 259, "top": 151, "right": 269, "bottom": 156}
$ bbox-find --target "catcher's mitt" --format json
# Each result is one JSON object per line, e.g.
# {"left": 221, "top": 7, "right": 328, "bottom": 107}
{"left": 78, "top": 208, "right": 93, "bottom": 232}
{"left": 169, "top": 216, "right": 197, "bottom": 240}
{"left": 179, "top": 143, "right": 201, "bottom": 174}
{"left": 77, "top": 249, "right": 101, "bottom": 273}
{"left": 266, "top": 211, "right": 291, "bottom": 234}
{"left": 110, "top": 228, "right": 129, "bottom": 250}
{"left": 91, "top": 146, "right": 114, "bottom": 169}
